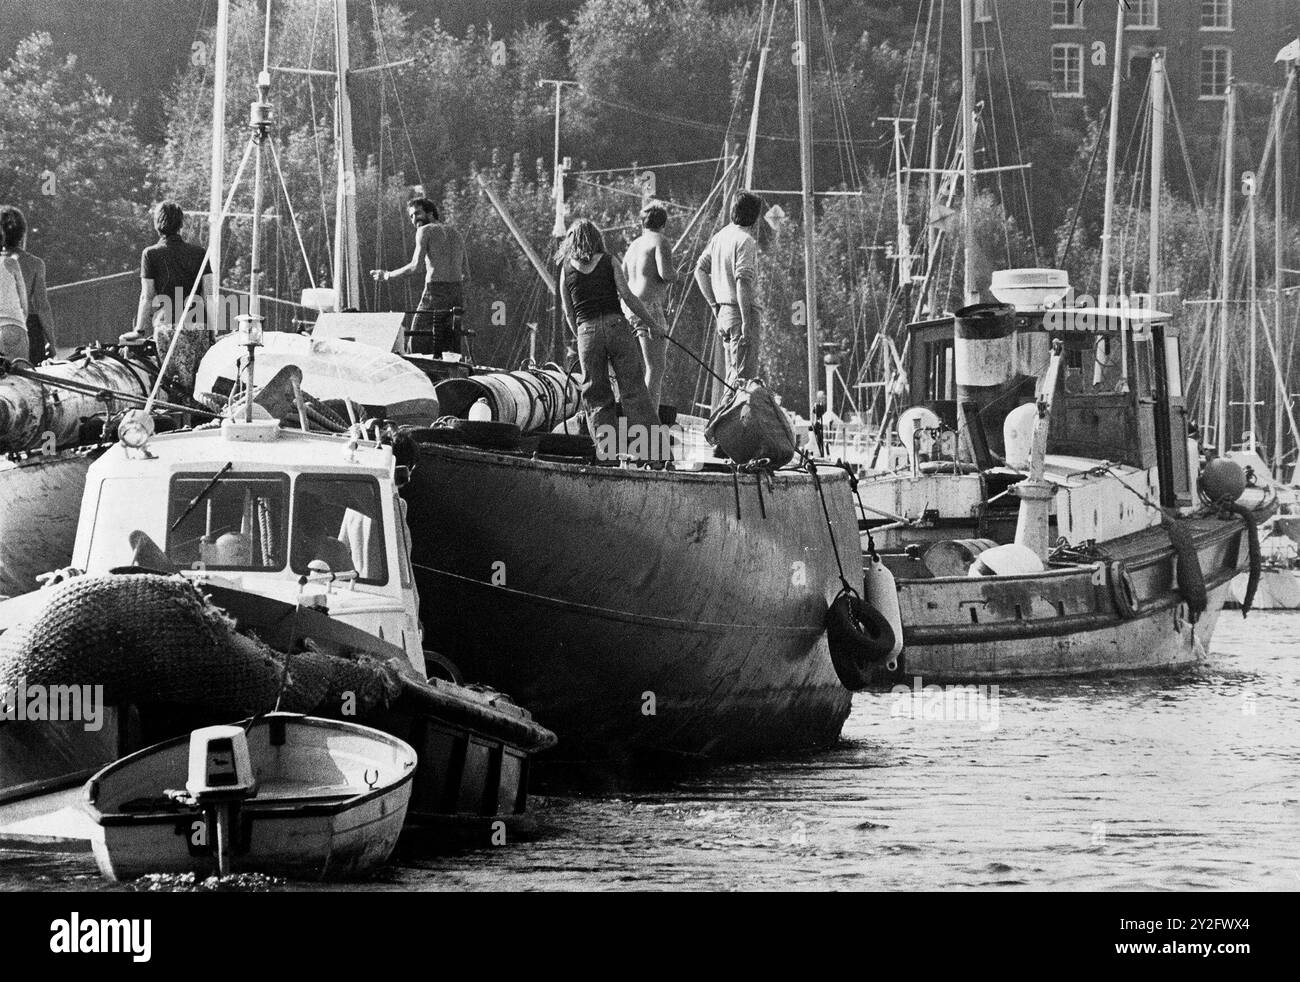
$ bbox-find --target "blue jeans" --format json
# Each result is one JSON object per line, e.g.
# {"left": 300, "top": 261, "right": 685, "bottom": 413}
{"left": 576, "top": 311, "right": 659, "bottom": 442}
{"left": 412, "top": 281, "right": 463, "bottom": 356}
{"left": 717, "top": 304, "right": 758, "bottom": 387}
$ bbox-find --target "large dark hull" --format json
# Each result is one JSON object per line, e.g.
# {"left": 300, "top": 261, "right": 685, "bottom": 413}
{"left": 402, "top": 444, "right": 857, "bottom": 761}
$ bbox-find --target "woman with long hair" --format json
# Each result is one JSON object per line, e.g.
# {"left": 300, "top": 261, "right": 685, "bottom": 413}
{"left": 0, "top": 208, "right": 30, "bottom": 362}
{"left": 556, "top": 219, "right": 662, "bottom": 458}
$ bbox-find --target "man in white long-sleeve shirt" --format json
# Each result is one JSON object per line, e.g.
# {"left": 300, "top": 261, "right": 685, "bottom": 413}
{"left": 694, "top": 191, "right": 763, "bottom": 387}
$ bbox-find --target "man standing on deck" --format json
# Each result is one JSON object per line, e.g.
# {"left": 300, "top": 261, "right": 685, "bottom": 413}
{"left": 621, "top": 201, "right": 676, "bottom": 416}
{"left": 370, "top": 197, "right": 469, "bottom": 357}
{"left": 134, "top": 200, "right": 211, "bottom": 394}
{"left": 694, "top": 191, "right": 763, "bottom": 388}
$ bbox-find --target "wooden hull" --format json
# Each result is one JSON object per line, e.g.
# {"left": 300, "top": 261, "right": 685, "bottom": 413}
{"left": 85, "top": 715, "right": 415, "bottom": 881}
{"left": 872, "top": 514, "right": 1250, "bottom": 683}
{"left": 402, "top": 444, "right": 857, "bottom": 761}
{"left": 0, "top": 449, "right": 95, "bottom": 598}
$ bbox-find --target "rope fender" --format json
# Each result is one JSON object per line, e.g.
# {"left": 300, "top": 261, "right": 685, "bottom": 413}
{"left": 1226, "top": 502, "right": 1262, "bottom": 617}
{"left": 1163, "top": 518, "right": 1208, "bottom": 624}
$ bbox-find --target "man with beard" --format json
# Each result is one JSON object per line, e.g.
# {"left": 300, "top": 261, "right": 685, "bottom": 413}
{"left": 371, "top": 197, "right": 469, "bottom": 357}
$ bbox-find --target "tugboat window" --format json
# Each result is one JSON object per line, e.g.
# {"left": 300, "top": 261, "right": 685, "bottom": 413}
{"left": 165, "top": 472, "right": 290, "bottom": 571}
{"left": 291, "top": 475, "right": 388, "bottom": 585}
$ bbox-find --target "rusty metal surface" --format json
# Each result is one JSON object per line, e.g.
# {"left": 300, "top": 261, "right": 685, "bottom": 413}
{"left": 403, "top": 445, "right": 857, "bottom": 760}
{"left": 0, "top": 450, "right": 95, "bottom": 598}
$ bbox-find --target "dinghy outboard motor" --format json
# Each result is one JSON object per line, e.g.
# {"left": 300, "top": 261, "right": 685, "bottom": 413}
{"left": 177, "top": 724, "right": 258, "bottom": 875}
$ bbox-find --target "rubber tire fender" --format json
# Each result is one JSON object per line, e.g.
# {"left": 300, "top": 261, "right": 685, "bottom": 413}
{"left": 1109, "top": 561, "right": 1140, "bottom": 619}
{"left": 826, "top": 590, "right": 897, "bottom": 691}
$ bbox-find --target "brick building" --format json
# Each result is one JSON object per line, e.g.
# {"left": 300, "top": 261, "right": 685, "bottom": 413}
{"left": 978, "top": 0, "right": 1298, "bottom": 128}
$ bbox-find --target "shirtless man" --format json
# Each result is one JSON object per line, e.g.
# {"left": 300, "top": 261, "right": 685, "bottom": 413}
{"left": 621, "top": 202, "right": 676, "bottom": 414}
{"left": 370, "top": 197, "right": 468, "bottom": 357}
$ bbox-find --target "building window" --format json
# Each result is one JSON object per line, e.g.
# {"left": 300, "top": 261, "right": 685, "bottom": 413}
{"left": 1200, "top": 46, "right": 1231, "bottom": 98}
{"left": 1051, "top": 0, "right": 1082, "bottom": 28}
{"left": 1201, "top": 0, "right": 1231, "bottom": 30}
{"left": 1126, "top": 0, "right": 1158, "bottom": 29}
{"left": 1051, "top": 43, "right": 1084, "bottom": 98}
{"left": 974, "top": 0, "right": 992, "bottom": 23}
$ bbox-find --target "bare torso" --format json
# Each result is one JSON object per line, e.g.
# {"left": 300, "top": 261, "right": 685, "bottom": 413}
{"left": 622, "top": 231, "right": 671, "bottom": 306}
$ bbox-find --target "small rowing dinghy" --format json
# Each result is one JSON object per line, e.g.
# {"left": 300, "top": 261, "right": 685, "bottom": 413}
{"left": 83, "top": 713, "right": 416, "bottom": 881}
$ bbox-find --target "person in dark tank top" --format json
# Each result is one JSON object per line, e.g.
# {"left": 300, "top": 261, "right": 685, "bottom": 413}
{"left": 556, "top": 219, "right": 662, "bottom": 458}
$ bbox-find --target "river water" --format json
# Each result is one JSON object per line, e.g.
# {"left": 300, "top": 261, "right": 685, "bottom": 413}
{"left": 3, "top": 610, "right": 1297, "bottom": 892}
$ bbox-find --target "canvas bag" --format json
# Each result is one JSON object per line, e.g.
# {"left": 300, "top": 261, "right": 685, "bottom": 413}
{"left": 705, "top": 378, "right": 797, "bottom": 468}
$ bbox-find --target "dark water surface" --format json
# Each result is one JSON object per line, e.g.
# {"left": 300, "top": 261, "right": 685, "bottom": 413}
{"left": 3, "top": 612, "right": 1297, "bottom": 891}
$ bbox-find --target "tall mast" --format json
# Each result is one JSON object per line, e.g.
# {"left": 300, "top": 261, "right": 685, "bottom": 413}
{"left": 744, "top": 5, "right": 773, "bottom": 190}
{"left": 1247, "top": 165, "right": 1258, "bottom": 455}
{"left": 208, "top": 0, "right": 230, "bottom": 302}
{"left": 1276, "top": 84, "right": 1288, "bottom": 476}
{"left": 242, "top": 0, "right": 274, "bottom": 422}
{"left": 795, "top": 0, "right": 819, "bottom": 421}
{"left": 332, "top": 0, "right": 360, "bottom": 311}
{"left": 1216, "top": 82, "right": 1236, "bottom": 456}
{"left": 1147, "top": 53, "right": 1164, "bottom": 301}
{"left": 1098, "top": 1, "right": 1125, "bottom": 305}
{"left": 960, "top": 0, "right": 976, "bottom": 306}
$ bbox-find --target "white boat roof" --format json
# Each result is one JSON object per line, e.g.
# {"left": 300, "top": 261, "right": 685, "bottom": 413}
{"left": 91, "top": 423, "right": 395, "bottom": 481}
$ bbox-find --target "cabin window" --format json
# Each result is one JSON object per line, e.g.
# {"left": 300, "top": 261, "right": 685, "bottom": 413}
{"left": 84, "top": 478, "right": 166, "bottom": 572}
{"left": 291, "top": 474, "right": 388, "bottom": 586}
{"left": 1164, "top": 336, "right": 1184, "bottom": 398}
{"left": 924, "top": 339, "right": 955, "bottom": 401}
{"left": 166, "top": 471, "right": 290, "bottom": 572}
{"left": 1133, "top": 334, "right": 1155, "bottom": 397}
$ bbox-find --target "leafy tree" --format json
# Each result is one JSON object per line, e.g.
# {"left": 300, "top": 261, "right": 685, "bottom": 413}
{"left": 0, "top": 33, "right": 154, "bottom": 284}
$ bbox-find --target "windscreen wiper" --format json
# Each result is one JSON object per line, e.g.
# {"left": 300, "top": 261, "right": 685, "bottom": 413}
{"left": 170, "top": 462, "right": 235, "bottom": 532}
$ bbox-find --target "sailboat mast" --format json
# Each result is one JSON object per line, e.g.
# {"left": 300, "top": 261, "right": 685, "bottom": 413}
{"left": 1216, "top": 82, "right": 1236, "bottom": 456}
{"left": 332, "top": 0, "right": 360, "bottom": 311}
{"left": 1248, "top": 165, "right": 1258, "bottom": 455}
{"left": 208, "top": 0, "right": 229, "bottom": 302}
{"left": 795, "top": 0, "right": 819, "bottom": 420}
{"left": 1148, "top": 53, "right": 1164, "bottom": 300}
{"left": 1276, "top": 84, "right": 1287, "bottom": 477}
{"left": 960, "top": 0, "right": 976, "bottom": 306}
{"left": 1098, "top": 1, "right": 1125, "bottom": 305}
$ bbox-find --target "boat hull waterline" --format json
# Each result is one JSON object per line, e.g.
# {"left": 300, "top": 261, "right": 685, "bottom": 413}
{"left": 403, "top": 443, "right": 859, "bottom": 761}
{"left": 874, "top": 514, "right": 1251, "bottom": 682}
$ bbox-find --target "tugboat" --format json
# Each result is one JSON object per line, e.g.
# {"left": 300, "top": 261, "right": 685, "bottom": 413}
{"left": 855, "top": 289, "right": 1271, "bottom": 683}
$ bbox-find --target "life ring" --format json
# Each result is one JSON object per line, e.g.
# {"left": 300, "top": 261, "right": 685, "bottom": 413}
{"left": 1109, "top": 561, "right": 1140, "bottom": 618}
{"left": 825, "top": 589, "right": 896, "bottom": 691}
{"left": 448, "top": 418, "right": 523, "bottom": 450}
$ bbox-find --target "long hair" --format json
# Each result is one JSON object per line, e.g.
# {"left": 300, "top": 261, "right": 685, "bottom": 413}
{"left": 0, "top": 206, "right": 25, "bottom": 250}
{"left": 555, "top": 219, "right": 605, "bottom": 267}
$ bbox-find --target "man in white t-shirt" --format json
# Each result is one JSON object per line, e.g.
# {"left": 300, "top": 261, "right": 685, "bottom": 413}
{"left": 0, "top": 210, "right": 29, "bottom": 362}
{"left": 694, "top": 191, "right": 763, "bottom": 387}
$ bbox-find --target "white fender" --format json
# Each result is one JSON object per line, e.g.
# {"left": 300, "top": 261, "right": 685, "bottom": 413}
{"left": 863, "top": 554, "right": 903, "bottom": 666}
